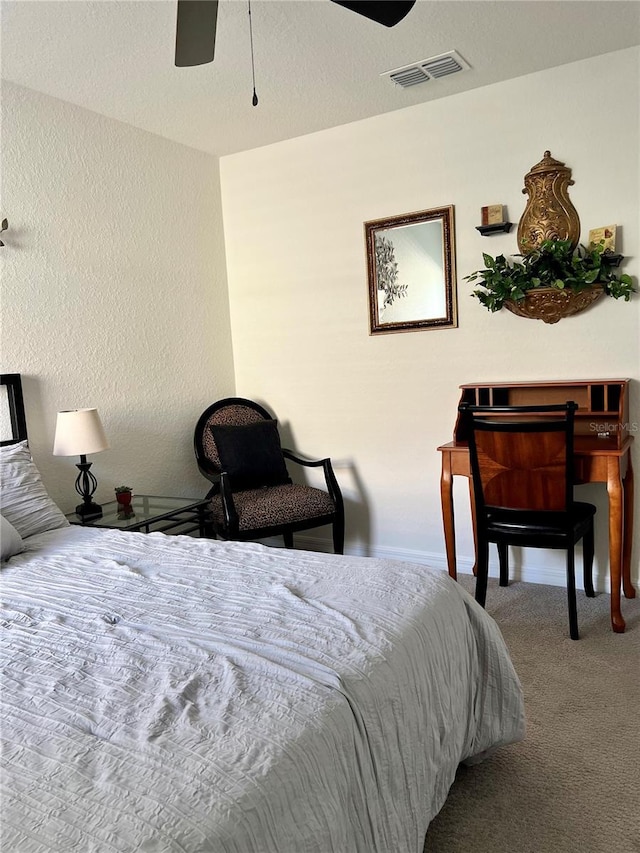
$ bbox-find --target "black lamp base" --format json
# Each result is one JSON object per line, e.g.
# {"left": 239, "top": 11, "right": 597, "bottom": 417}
{"left": 74, "top": 456, "right": 103, "bottom": 520}
{"left": 75, "top": 500, "right": 103, "bottom": 520}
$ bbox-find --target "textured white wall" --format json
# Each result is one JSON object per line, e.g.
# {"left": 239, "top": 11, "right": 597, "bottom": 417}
{"left": 220, "top": 48, "right": 640, "bottom": 589}
{"left": 2, "top": 52, "right": 638, "bottom": 593}
{"left": 1, "top": 82, "right": 235, "bottom": 510}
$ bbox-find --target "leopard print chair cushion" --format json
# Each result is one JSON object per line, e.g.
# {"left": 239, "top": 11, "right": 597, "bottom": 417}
{"left": 210, "top": 483, "right": 335, "bottom": 531}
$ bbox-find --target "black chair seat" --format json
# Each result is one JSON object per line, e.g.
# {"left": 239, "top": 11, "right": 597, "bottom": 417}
{"left": 487, "top": 502, "right": 596, "bottom": 544}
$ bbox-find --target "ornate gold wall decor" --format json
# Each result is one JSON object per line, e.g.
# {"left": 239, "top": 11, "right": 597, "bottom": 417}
{"left": 517, "top": 151, "right": 581, "bottom": 253}
{"left": 504, "top": 285, "right": 603, "bottom": 324}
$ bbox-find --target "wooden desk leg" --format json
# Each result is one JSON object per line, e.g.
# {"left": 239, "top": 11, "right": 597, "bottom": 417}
{"left": 622, "top": 453, "right": 635, "bottom": 600}
{"left": 607, "top": 457, "right": 626, "bottom": 633}
{"left": 440, "top": 453, "right": 457, "bottom": 581}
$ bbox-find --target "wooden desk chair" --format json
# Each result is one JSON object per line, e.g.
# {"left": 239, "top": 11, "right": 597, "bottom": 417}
{"left": 459, "top": 402, "right": 596, "bottom": 640}
{"left": 194, "top": 398, "right": 344, "bottom": 553}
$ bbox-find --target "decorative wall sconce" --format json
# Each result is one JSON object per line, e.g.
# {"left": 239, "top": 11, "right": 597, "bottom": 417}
{"left": 517, "top": 151, "right": 580, "bottom": 252}
{"left": 466, "top": 150, "right": 635, "bottom": 322}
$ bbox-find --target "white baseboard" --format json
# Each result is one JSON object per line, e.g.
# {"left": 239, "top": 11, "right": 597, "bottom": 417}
{"left": 292, "top": 534, "right": 612, "bottom": 593}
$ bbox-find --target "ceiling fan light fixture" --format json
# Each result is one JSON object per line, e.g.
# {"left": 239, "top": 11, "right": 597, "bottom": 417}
{"left": 329, "top": 1, "right": 417, "bottom": 28}
{"left": 174, "top": 0, "right": 417, "bottom": 72}
{"left": 175, "top": 0, "right": 219, "bottom": 67}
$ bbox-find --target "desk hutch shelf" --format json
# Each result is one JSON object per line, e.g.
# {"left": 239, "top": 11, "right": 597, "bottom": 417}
{"left": 454, "top": 379, "right": 630, "bottom": 449}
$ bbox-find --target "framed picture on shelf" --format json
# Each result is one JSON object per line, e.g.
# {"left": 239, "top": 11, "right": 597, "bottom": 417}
{"left": 364, "top": 205, "right": 457, "bottom": 335}
{"left": 588, "top": 225, "right": 617, "bottom": 253}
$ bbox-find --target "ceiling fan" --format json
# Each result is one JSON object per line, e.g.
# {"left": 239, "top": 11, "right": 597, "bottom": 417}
{"left": 175, "top": 0, "right": 417, "bottom": 67}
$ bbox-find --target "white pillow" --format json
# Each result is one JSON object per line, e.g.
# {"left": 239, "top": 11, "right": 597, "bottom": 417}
{"left": 1, "top": 513, "right": 25, "bottom": 561}
{"left": 0, "top": 440, "right": 69, "bottom": 538}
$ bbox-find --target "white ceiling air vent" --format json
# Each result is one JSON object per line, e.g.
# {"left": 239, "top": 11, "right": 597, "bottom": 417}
{"left": 382, "top": 50, "right": 471, "bottom": 89}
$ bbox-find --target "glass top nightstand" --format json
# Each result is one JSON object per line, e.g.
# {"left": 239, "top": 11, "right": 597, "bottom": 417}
{"left": 66, "top": 494, "right": 211, "bottom": 536}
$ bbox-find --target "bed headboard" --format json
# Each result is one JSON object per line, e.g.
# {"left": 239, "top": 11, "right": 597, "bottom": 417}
{"left": 0, "top": 374, "right": 28, "bottom": 446}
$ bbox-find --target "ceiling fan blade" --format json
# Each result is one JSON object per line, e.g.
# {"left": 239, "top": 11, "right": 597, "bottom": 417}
{"left": 175, "top": 0, "right": 219, "bottom": 67}
{"left": 329, "top": 0, "right": 416, "bottom": 27}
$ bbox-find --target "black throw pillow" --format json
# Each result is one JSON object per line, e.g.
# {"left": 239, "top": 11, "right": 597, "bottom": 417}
{"left": 210, "top": 419, "right": 290, "bottom": 491}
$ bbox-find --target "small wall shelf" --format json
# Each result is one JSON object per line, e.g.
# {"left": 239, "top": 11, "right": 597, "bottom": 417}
{"left": 475, "top": 222, "right": 513, "bottom": 236}
{"left": 601, "top": 253, "right": 624, "bottom": 268}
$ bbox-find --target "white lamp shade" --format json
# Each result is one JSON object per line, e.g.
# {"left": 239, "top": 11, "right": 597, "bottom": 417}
{"left": 53, "top": 409, "right": 110, "bottom": 456}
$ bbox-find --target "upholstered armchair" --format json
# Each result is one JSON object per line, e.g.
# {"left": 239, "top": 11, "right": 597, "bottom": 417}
{"left": 194, "top": 398, "right": 344, "bottom": 553}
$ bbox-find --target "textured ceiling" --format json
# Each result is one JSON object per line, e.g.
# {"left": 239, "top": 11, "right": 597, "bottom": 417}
{"left": 2, "top": 0, "right": 639, "bottom": 157}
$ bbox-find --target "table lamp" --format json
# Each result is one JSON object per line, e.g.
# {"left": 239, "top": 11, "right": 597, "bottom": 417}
{"left": 53, "top": 408, "right": 109, "bottom": 519}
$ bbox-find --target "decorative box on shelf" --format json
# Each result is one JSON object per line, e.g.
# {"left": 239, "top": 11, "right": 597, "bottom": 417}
{"left": 476, "top": 204, "right": 512, "bottom": 235}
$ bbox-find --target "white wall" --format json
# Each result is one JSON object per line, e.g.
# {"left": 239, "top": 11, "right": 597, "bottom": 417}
{"left": 1, "top": 82, "right": 235, "bottom": 509}
{"left": 220, "top": 48, "right": 640, "bottom": 590}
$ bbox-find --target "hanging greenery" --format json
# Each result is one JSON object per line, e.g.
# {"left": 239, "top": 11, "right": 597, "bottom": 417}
{"left": 466, "top": 239, "right": 635, "bottom": 313}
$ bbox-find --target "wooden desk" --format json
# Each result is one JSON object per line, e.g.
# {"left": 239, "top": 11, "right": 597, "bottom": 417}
{"left": 439, "top": 379, "right": 636, "bottom": 634}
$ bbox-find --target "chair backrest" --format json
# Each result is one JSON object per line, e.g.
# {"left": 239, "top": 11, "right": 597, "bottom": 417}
{"left": 0, "top": 374, "right": 28, "bottom": 446}
{"left": 194, "top": 398, "right": 272, "bottom": 478}
{"left": 459, "top": 402, "right": 577, "bottom": 515}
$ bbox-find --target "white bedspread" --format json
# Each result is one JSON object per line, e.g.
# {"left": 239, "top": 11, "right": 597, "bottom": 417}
{"left": 0, "top": 527, "right": 524, "bottom": 853}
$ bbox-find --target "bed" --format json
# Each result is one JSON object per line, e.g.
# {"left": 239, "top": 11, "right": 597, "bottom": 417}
{"left": 0, "top": 374, "right": 525, "bottom": 853}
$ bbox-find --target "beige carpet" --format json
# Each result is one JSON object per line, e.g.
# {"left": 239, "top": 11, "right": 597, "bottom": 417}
{"left": 424, "top": 576, "right": 640, "bottom": 853}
